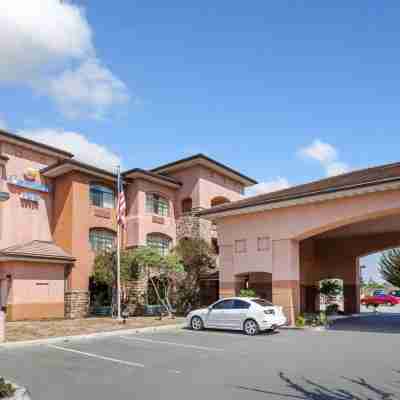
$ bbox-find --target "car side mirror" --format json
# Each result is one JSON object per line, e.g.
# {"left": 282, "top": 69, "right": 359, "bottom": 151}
{"left": 208, "top": 306, "right": 213, "bottom": 311}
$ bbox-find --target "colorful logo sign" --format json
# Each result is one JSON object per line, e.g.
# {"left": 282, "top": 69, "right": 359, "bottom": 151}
{"left": 24, "top": 168, "right": 38, "bottom": 181}
{"left": 7, "top": 176, "right": 49, "bottom": 193}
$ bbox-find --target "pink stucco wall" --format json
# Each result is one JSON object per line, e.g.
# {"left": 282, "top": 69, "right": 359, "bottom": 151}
{"left": 125, "top": 178, "right": 177, "bottom": 247}
{"left": 0, "top": 142, "right": 58, "bottom": 248}
{"left": 167, "top": 165, "right": 244, "bottom": 215}
{"left": 0, "top": 262, "right": 65, "bottom": 305}
{"left": 217, "top": 188, "right": 400, "bottom": 280}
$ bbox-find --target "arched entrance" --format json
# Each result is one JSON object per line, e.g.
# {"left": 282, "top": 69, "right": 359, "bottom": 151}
{"left": 235, "top": 272, "right": 272, "bottom": 302}
{"left": 299, "top": 213, "right": 400, "bottom": 315}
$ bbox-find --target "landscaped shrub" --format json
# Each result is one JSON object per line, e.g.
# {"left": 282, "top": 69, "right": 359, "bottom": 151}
{"left": 0, "top": 377, "right": 15, "bottom": 399}
{"left": 325, "top": 303, "right": 340, "bottom": 315}
{"left": 238, "top": 288, "right": 257, "bottom": 298}
{"left": 295, "top": 315, "right": 306, "bottom": 328}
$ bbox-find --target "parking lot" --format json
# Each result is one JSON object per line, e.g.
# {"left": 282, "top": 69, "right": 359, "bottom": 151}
{"left": 1, "top": 315, "right": 400, "bottom": 400}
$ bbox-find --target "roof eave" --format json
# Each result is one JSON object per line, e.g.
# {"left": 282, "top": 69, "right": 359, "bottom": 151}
{"left": 0, "top": 129, "right": 73, "bottom": 159}
{"left": 151, "top": 154, "right": 257, "bottom": 187}
{"left": 199, "top": 178, "right": 400, "bottom": 220}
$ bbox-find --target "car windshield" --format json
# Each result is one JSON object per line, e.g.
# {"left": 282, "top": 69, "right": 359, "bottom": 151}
{"left": 251, "top": 298, "right": 274, "bottom": 307}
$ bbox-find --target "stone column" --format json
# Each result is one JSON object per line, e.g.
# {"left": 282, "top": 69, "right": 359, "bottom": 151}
{"left": 65, "top": 290, "right": 89, "bottom": 319}
{"left": 272, "top": 239, "right": 301, "bottom": 325}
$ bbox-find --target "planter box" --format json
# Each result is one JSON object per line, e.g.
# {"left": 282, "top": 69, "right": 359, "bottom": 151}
{"left": 90, "top": 306, "right": 112, "bottom": 316}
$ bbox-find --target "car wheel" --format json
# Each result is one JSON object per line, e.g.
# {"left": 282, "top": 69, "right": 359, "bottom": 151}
{"left": 385, "top": 302, "right": 392, "bottom": 307}
{"left": 243, "top": 319, "right": 259, "bottom": 336}
{"left": 191, "top": 316, "right": 204, "bottom": 331}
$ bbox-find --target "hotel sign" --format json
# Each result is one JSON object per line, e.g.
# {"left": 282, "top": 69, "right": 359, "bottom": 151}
{"left": 7, "top": 176, "right": 49, "bottom": 193}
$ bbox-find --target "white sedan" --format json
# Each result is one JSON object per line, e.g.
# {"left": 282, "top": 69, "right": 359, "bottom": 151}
{"left": 187, "top": 297, "right": 287, "bottom": 336}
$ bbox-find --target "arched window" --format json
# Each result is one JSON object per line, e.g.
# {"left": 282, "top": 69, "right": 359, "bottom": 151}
{"left": 181, "top": 197, "right": 193, "bottom": 214}
{"left": 89, "top": 229, "right": 116, "bottom": 252}
{"left": 90, "top": 183, "right": 115, "bottom": 209}
{"left": 210, "top": 196, "right": 230, "bottom": 207}
{"left": 147, "top": 233, "right": 172, "bottom": 256}
{"left": 146, "top": 193, "right": 169, "bottom": 217}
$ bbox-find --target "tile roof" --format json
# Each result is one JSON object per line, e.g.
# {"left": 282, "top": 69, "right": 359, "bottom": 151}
{"left": 151, "top": 153, "right": 258, "bottom": 186}
{"left": 0, "top": 241, "right": 75, "bottom": 262}
{"left": 199, "top": 161, "right": 400, "bottom": 216}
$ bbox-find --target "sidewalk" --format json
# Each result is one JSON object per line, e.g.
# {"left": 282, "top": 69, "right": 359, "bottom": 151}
{"left": 5, "top": 316, "right": 185, "bottom": 343}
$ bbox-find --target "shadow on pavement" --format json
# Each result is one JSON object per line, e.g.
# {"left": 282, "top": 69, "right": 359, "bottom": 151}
{"left": 329, "top": 312, "right": 400, "bottom": 334}
{"left": 233, "top": 371, "right": 399, "bottom": 399}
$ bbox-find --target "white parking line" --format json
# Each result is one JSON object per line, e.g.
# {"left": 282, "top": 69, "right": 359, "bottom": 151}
{"left": 48, "top": 344, "right": 145, "bottom": 368}
{"left": 120, "top": 336, "right": 225, "bottom": 352}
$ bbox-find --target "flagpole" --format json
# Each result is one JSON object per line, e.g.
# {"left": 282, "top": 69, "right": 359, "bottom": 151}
{"left": 116, "top": 165, "right": 122, "bottom": 321}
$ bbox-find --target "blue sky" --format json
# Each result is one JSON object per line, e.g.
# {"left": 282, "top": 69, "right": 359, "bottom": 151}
{"left": 1, "top": 1, "right": 399, "bottom": 280}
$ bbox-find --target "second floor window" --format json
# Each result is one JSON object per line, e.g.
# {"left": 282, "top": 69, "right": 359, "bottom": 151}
{"left": 146, "top": 193, "right": 169, "bottom": 217}
{"left": 89, "top": 229, "right": 116, "bottom": 252}
{"left": 90, "top": 184, "right": 114, "bottom": 209}
{"left": 147, "top": 233, "right": 172, "bottom": 256}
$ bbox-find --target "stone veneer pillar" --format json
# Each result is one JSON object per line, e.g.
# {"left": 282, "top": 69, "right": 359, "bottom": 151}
{"left": 65, "top": 290, "right": 89, "bottom": 319}
{"left": 176, "top": 211, "right": 212, "bottom": 242}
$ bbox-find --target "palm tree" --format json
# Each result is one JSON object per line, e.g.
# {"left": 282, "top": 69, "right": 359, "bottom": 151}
{"left": 379, "top": 249, "right": 400, "bottom": 288}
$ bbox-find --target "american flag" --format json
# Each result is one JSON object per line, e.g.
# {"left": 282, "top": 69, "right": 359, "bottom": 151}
{"left": 117, "top": 175, "right": 126, "bottom": 228}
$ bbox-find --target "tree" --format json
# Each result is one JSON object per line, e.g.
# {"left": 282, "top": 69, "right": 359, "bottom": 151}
{"left": 319, "top": 279, "right": 342, "bottom": 297}
{"left": 91, "top": 249, "right": 142, "bottom": 313}
{"left": 173, "top": 238, "right": 216, "bottom": 314}
{"left": 131, "top": 246, "right": 184, "bottom": 317}
{"left": 379, "top": 249, "right": 400, "bottom": 287}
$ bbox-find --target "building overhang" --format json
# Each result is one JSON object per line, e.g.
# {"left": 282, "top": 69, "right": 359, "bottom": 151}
{"left": 0, "top": 129, "right": 73, "bottom": 159}
{"left": 123, "top": 168, "right": 181, "bottom": 189}
{"left": 0, "top": 256, "right": 75, "bottom": 264}
{"left": 41, "top": 160, "right": 117, "bottom": 182}
{"left": 151, "top": 154, "right": 258, "bottom": 187}
{"left": 200, "top": 179, "right": 400, "bottom": 220}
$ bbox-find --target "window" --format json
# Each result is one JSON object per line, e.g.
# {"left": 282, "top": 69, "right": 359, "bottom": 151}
{"left": 235, "top": 239, "right": 247, "bottom": 254}
{"left": 233, "top": 299, "right": 251, "bottom": 309}
{"left": 146, "top": 193, "right": 169, "bottom": 217}
{"left": 147, "top": 233, "right": 172, "bottom": 256}
{"left": 181, "top": 198, "right": 193, "bottom": 214}
{"left": 89, "top": 229, "right": 116, "bottom": 252}
{"left": 90, "top": 184, "right": 114, "bottom": 209}
{"left": 212, "top": 299, "right": 235, "bottom": 310}
{"left": 257, "top": 236, "right": 270, "bottom": 252}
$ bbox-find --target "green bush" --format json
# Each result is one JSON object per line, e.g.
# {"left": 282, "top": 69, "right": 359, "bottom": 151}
{"left": 238, "top": 288, "right": 256, "bottom": 298}
{"left": 295, "top": 315, "right": 306, "bottom": 328}
{"left": 325, "top": 303, "right": 340, "bottom": 315}
{"left": 0, "top": 377, "right": 15, "bottom": 399}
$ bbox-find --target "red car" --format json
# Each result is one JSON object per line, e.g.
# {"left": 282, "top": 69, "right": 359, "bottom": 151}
{"left": 361, "top": 294, "right": 399, "bottom": 307}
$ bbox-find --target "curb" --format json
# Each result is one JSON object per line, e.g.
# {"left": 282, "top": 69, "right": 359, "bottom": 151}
{"left": 0, "top": 323, "right": 185, "bottom": 349}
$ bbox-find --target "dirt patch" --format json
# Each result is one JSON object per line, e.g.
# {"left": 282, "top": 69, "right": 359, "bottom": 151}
{"left": 5, "top": 316, "right": 184, "bottom": 342}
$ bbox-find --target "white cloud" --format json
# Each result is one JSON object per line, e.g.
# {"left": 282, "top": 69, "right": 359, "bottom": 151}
{"left": 0, "top": 0, "right": 128, "bottom": 118}
{"left": 41, "top": 59, "right": 129, "bottom": 119}
{"left": 0, "top": 118, "right": 7, "bottom": 130}
{"left": 246, "top": 177, "right": 290, "bottom": 196}
{"left": 20, "top": 129, "right": 121, "bottom": 171}
{"left": 299, "top": 139, "right": 349, "bottom": 177}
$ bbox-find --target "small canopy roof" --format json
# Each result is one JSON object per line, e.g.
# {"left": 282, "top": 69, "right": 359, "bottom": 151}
{"left": 0, "top": 240, "right": 75, "bottom": 263}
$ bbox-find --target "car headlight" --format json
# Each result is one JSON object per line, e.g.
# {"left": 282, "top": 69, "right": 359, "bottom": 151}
{"left": 264, "top": 309, "right": 275, "bottom": 315}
